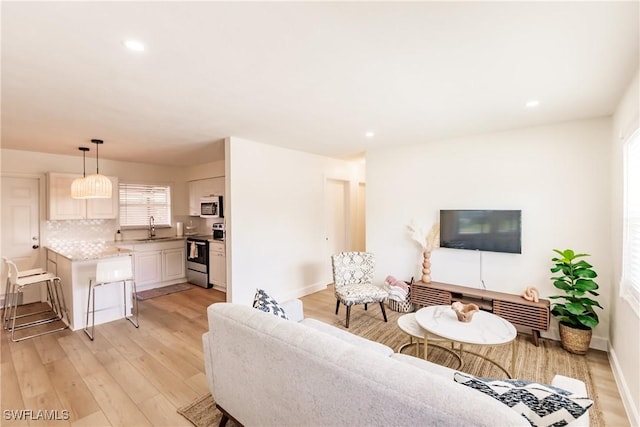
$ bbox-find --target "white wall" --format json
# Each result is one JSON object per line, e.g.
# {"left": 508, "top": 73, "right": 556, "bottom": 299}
{"left": 609, "top": 69, "right": 640, "bottom": 427}
{"left": 225, "top": 136, "right": 362, "bottom": 305}
{"left": 367, "top": 118, "right": 612, "bottom": 348}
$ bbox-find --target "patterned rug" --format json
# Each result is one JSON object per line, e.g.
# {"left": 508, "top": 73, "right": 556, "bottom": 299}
{"left": 135, "top": 283, "right": 194, "bottom": 300}
{"left": 177, "top": 308, "right": 603, "bottom": 426}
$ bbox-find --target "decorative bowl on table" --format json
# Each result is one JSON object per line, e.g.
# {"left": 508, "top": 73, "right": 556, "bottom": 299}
{"left": 451, "top": 301, "right": 479, "bottom": 322}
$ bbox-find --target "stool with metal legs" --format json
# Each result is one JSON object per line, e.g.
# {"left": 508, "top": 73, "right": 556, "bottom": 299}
{"left": 84, "top": 255, "right": 139, "bottom": 341}
{"left": 4, "top": 259, "right": 69, "bottom": 342}
{"left": 2, "top": 257, "right": 48, "bottom": 329}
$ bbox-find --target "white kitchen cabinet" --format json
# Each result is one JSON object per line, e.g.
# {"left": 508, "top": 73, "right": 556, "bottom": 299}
{"left": 188, "top": 177, "right": 224, "bottom": 216}
{"left": 209, "top": 241, "right": 226, "bottom": 292}
{"left": 134, "top": 251, "right": 163, "bottom": 287}
{"left": 47, "top": 173, "right": 118, "bottom": 220}
{"left": 131, "top": 240, "right": 186, "bottom": 289}
{"left": 162, "top": 247, "right": 186, "bottom": 282}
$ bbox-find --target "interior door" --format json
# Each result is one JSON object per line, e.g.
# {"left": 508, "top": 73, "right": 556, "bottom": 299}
{"left": 325, "top": 178, "right": 349, "bottom": 283}
{"left": 1, "top": 176, "right": 42, "bottom": 303}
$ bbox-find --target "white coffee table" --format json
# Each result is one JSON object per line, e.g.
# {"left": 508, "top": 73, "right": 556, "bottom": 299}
{"left": 415, "top": 305, "right": 517, "bottom": 378}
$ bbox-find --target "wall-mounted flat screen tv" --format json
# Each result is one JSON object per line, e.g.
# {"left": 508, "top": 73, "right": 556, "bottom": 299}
{"left": 440, "top": 210, "right": 521, "bottom": 254}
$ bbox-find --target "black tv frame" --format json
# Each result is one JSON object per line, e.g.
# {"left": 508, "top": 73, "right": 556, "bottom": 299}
{"left": 439, "top": 209, "right": 522, "bottom": 254}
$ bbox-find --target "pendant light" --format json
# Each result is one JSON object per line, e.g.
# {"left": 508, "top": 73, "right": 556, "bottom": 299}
{"left": 71, "top": 146, "right": 90, "bottom": 199}
{"left": 82, "top": 139, "right": 112, "bottom": 199}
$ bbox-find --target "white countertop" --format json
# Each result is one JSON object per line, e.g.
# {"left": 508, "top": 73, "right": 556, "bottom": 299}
{"left": 46, "top": 244, "right": 134, "bottom": 261}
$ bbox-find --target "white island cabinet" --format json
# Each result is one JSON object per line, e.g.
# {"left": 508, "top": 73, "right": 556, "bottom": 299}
{"left": 47, "top": 247, "right": 135, "bottom": 331}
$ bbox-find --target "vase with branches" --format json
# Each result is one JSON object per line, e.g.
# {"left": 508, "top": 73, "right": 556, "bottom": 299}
{"left": 407, "top": 220, "right": 439, "bottom": 283}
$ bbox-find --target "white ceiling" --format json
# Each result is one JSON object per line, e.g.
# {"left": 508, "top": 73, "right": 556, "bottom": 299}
{"left": 2, "top": 1, "right": 638, "bottom": 166}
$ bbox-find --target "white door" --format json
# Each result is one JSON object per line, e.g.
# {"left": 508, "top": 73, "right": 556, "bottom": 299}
{"left": 1, "top": 176, "right": 42, "bottom": 303}
{"left": 325, "top": 179, "right": 349, "bottom": 282}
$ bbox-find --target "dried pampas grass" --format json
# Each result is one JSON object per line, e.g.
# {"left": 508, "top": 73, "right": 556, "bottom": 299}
{"left": 407, "top": 220, "right": 440, "bottom": 251}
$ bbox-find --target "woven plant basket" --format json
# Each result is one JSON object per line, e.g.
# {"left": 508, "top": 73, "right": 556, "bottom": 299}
{"left": 559, "top": 322, "right": 592, "bottom": 355}
{"left": 388, "top": 293, "right": 414, "bottom": 313}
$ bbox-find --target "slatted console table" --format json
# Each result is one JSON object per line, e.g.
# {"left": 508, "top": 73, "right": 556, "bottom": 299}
{"left": 410, "top": 281, "right": 549, "bottom": 346}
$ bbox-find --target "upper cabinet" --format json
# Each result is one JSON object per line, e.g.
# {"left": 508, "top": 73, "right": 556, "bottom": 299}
{"left": 47, "top": 173, "right": 119, "bottom": 220}
{"left": 188, "top": 177, "right": 224, "bottom": 216}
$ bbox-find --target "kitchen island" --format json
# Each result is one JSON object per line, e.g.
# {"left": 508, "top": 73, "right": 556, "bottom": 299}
{"left": 46, "top": 244, "right": 135, "bottom": 331}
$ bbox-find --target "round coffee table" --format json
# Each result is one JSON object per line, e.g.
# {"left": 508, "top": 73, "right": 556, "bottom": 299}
{"left": 415, "top": 305, "right": 517, "bottom": 378}
{"left": 396, "top": 313, "right": 462, "bottom": 368}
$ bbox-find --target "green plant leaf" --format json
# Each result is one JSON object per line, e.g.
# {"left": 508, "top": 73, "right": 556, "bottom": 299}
{"left": 578, "top": 315, "right": 598, "bottom": 329}
{"left": 575, "top": 260, "right": 593, "bottom": 269}
{"left": 565, "top": 303, "right": 586, "bottom": 315}
{"left": 575, "top": 269, "right": 597, "bottom": 278}
{"left": 575, "top": 279, "right": 599, "bottom": 292}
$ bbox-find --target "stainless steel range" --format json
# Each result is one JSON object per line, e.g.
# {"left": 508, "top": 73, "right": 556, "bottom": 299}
{"left": 186, "top": 236, "right": 211, "bottom": 288}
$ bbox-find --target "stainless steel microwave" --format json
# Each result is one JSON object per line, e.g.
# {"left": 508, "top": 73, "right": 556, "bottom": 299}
{"left": 200, "top": 196, "right": 223, "bottom": 218}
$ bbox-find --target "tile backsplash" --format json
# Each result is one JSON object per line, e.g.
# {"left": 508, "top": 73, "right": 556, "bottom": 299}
{"left": 45, "top": 219, "right": 116, "bottom": 249}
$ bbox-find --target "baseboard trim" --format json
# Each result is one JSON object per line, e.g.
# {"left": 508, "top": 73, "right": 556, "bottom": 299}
{"left": 282, "top": 282, "right": 329, "bottom": 302}
{"left": 136, "top": 278, "right": 187, "bottom": 292}
{"left": 608, "top": 345, "right": 639, "bottom": 427}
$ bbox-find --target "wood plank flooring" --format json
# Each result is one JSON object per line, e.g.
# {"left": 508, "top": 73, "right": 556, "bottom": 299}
{"left": 1, "top": 285, "right": 630, "bottom": 426}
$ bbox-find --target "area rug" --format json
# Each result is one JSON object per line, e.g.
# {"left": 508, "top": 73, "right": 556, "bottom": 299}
{"left": 135, "top": 283, "right": 194, "bottom": 300}
{"left": 178, "top": 309, "right": 604, "bottom": 427}
{"left": 177, "top": 393, "right": 238, "bottom": 427}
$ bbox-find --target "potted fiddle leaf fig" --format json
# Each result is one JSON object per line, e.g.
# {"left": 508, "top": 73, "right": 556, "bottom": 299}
{"left": 549, "top": 249, "right": 603, "bottom": 355}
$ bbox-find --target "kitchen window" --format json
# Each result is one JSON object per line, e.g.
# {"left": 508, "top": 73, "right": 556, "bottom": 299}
{"left": 622, "top": 128, "right": 640, "bottom": 314}
{"left": 119, "top": 183, "right": 172, "bottom": 228}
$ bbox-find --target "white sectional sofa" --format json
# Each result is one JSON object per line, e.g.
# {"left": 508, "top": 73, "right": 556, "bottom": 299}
{"left": 202, "top": 299, "right": 589, "bottom": 426}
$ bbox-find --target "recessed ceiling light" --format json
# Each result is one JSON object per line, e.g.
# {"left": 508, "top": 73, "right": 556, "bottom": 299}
{"left": 365, "top": 131, "right": 375, "bottom": 138}
{"left": 124, "top": 40, "right": 145, "bottom": 52}
{"left": 525, "top": 100, "right": 540, "bottom": 108}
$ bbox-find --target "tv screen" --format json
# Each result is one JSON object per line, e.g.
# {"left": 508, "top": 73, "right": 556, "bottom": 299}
{"left": 439, "top": 210, "right": 521, "bottom": 254}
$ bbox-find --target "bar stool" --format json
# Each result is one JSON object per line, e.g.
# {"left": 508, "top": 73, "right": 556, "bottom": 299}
{"left": 2, "top": 257, "right": 47, "bottom": 328}
{"left": 3, "top": 258, "right": 69, "bottom": 342}
{"left": 84, "top": 255, "right": 139, "bottom": 340}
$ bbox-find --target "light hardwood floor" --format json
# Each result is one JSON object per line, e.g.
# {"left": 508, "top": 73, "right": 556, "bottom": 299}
{"left": 1, "top": 285, "right": 630, "bottom": 426}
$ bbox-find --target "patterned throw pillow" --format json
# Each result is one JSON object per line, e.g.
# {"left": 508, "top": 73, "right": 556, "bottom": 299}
{"left": 252, "top": 289, "right": 288, "bottom": 320}
{"left": 454, "top": 372, "right": 592, "bottom": 427}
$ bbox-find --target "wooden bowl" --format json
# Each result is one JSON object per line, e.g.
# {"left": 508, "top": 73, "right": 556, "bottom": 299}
{"left": 451, "top": 301, "right": 479, "bottom": 322}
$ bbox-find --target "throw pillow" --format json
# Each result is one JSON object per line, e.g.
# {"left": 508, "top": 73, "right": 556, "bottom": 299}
{"left": 453, "top": 372, "right": 592, "bottom": 427}
{"left": 252, "top": 289, "right": 288, "bottom": 320}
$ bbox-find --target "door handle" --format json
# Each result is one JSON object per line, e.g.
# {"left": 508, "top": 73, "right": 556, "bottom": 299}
{"left": 32, "top": 245, "right": 40, "bottom": 249}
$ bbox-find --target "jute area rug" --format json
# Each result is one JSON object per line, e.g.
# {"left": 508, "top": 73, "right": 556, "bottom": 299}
{"left": 178, "top": 307, "right": 603, "bottom": 427}
{"left": 136, "top": 283, "right": 194, "bottom": 300}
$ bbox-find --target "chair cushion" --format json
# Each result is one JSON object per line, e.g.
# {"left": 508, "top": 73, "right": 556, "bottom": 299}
{"left": 335, "top": 283, "right": 388, "bottom": 306}
{"left": 252, "top": 289, "right": 288, "bottom": 320}
{"left": 453, "top": 372, "right": 593, "bottom": 427}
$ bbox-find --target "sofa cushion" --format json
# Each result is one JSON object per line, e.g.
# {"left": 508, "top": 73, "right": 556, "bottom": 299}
{"left": 454, "top": 372, "right": 593, "bottom": 427}
{"left": 300, "top": 318, "right": 393, "bottom": 357}
{"left": 252, "top": 289, "right": 288, "bottom": 320}
{"left": 390, "top": 353, "right": 457, "bottom": 379}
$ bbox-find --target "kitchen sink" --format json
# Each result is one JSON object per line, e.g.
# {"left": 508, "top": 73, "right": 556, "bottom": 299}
{"left": 134, "top": 237, "right": 178, "bottom": 242}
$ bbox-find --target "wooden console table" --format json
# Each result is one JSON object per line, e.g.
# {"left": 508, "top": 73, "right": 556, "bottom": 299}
{"left": 411, "top": 281, "right": 549, "bottom": 346}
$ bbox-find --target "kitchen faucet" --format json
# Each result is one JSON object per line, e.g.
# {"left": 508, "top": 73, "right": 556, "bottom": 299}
{"left": 149, "top": 216, "right": 155, "bottom": 238}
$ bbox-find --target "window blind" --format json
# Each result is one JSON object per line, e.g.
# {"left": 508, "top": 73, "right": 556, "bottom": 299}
{"left": 119, "top": 183, "right": 172, "bottom": 228}
{"left": 623, "top": 129, "right": 640, "bottom": 301}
